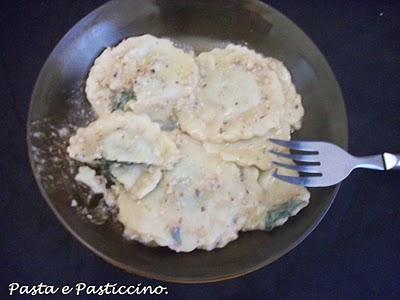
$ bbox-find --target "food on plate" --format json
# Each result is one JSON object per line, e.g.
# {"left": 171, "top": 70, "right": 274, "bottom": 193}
{"left": 176, "top": 45, "right": 303, "bottom": 143}
{"left": 116, "top": 132, "right": 248, "bottom": 252}
{"left": 244, "top": 166, "right": 310, "bottom": 231}
{"left": 109, "top": 164, "right": 162, "bottom": 200}
{"left": 203, "top": 125, "right": 291, "bottom": 170}
{"left": 67, "top": 34, "right": 310, "bottom": 252}
{"left": 67, "top": 111, "right": 179, "bottom": 169}
{"left": 85, "top": 34, "right": 198, "bottom": 125}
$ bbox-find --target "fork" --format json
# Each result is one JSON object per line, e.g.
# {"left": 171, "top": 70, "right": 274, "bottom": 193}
{"left": 269, "top": 139, "right": 400, "bottom": 187}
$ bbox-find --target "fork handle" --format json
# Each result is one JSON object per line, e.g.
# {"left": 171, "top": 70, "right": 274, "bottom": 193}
{"left": 383, "top": 153, "right": 400, "bottom": 170}
{"left": 354, "top": 153, "right": 400, "bottom": 171}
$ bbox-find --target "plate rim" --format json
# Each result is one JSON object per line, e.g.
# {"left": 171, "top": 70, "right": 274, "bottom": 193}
{"left": 26, "top": 0, "right": 348, "bottom": 283}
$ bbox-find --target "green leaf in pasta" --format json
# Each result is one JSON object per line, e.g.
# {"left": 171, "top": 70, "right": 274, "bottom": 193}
{"left": 265, "top": 199, "right": 308, "bottom": 231}
{"left": 113, "top": 90, "right": 136, "bottom": 111}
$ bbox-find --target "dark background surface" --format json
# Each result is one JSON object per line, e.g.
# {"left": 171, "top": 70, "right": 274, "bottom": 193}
{"left": 1, "top": 0, "right": 399, "bottom": 298}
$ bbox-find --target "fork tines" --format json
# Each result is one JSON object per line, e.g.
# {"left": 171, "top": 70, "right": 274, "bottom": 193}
{"left": 269, "top": 139, "right": 323, "bottom": 187}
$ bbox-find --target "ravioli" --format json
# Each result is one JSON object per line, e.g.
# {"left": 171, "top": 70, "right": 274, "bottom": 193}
{"left": 236, "top": 167, "right": 265, "bottom": 229}
{"left": 266, "top": 58, "right": 304, "bottom": 130}
{"left": 116, "top": 132, "right": 247, "bottom": 252}
{"left": 67, "top": 112, "right": 180, "bottom": 169}
{"left": 243, "top": 165, "right": 310, "bottom": 231}
{"left": 177, "top": 45, "right": 297, "bottom": 143}
{"left": 109, "top": 163, "right": 162, "bottom": 199}
{"left": 86, "top": 34, "right": 199, "bottom": 124}
{"left": 203, "top": 124, "right": 291, "bottom": 170}
{"left": 68, "top": 36, "right": 310, "bottom": 253}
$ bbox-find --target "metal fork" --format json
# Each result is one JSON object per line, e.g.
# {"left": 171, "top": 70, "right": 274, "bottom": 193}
{"left": 269, "top": 139, "right": 400, "bottom": 187}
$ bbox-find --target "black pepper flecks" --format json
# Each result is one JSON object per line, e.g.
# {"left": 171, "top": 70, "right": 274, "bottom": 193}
{"left": 239, "top": 168, "right": 244, "bottom": 182}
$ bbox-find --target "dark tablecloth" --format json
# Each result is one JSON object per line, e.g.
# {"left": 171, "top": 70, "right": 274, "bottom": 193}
{"left": 1, "top": 0, "right": 399, "bottom": 298}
